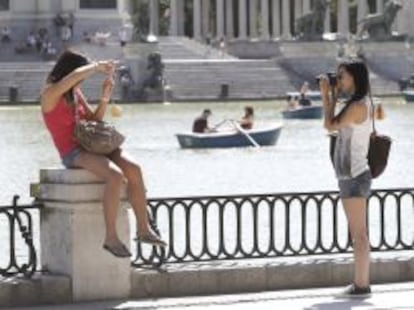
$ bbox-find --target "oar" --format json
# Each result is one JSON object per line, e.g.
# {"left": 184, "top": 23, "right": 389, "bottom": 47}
{"left": 230, "top": 120, "right": 260, "bottom": 148}
{"left": 212, "top": 119, "right": 229, "bottom": 131}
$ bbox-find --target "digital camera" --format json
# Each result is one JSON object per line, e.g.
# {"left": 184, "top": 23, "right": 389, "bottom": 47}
{"left": 316, "top": 72, "right": 337, "bottom": 87}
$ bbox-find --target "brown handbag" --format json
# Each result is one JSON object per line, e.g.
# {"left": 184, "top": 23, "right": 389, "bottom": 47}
{"left": 329, "top": 94, "right": 391, "bottom": 179}
{"left": 73, "top": 96, "right": 125, "bottom": 155}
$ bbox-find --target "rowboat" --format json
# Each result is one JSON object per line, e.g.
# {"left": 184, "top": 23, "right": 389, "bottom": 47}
{"left": 176, "top": 125, "right": 283, "bottom": 149}
{"left": 281, "top": 105, "right": 323, "bottom": 119}
{"left": 402, "top": 90, "right": 414, "bottom": 102}
{"left": 286, "top": 91, "right": 322, "bottom": 101}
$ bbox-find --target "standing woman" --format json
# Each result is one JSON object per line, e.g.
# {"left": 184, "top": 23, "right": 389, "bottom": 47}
{"left": 41, "top": 50, "right": 166, "bottom": 258}
{"left": 319, "top": 60, "right": 372, "bottom": 297}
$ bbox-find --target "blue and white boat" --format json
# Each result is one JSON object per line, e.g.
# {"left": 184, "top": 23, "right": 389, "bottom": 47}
{"left": 176, "top": 125, "right": 283, "bottom": 149}
{"left": 402, "top": 90, "right": 414, "bottom": 102}
{"left": 282, "top": 105, "right": 323, "bottom": 119}
{"left": 286, "top": 91, "right": 322, "bottom": 101}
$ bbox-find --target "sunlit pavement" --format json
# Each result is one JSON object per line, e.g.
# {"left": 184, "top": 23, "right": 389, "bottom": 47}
{"left": 13, "top": 282, "right": 414, "bottom": 310}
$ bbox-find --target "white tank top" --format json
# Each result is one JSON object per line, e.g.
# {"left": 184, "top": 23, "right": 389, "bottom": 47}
{"left": 334, "top": 98, "right": 372, "bottom": 180}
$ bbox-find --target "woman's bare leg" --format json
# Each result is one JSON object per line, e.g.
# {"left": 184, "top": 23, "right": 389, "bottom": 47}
{"left": 73, "top": 151, "right": 126, "bottom": 247}
{"left": 108, "top": 149, "right": 152, "bottom": 236}
{"left": 342, "top": 197, "right": 371, "bottom": 288}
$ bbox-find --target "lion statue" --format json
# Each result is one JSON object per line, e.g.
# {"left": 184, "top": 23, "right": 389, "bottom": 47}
{"left": 357, "top": 0, "right": 403, "bottom": 40}
{"left": 295, "top": 0, "right": 329, "bottom": 40}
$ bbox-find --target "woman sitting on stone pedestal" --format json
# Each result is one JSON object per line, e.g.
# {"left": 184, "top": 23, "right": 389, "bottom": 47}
{"left": 40, "top": 50, "right": 167, "bottom": 258}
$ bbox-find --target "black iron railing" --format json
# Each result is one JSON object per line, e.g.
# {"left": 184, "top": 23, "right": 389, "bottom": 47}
{"left": 2, "top": 189, "right": 413, "bottom": 277}
{"left": 133, "top": 188, "right": 414, "bottom": 267}
{"left": 0, "top": 196, "right": 40, "bottom": 278}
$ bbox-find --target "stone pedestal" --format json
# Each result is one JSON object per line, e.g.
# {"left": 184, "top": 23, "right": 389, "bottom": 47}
{"left": 35, "top": 169, "right": 131, "bottom": 302}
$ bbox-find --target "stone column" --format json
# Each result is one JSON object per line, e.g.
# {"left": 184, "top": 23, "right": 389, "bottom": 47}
{"left": 281, "top": 0, "right": 291, "bottom": 39}
{"left": 216, "top": 0, "right": 225, "bottom": 39}
{"left": 294, "top": 0, "right": 302, "bottom": 23}
{"left": 35, "top": 169, "right": 131, "bottom": 302}
{"left": 272, "top": 0, "right": 281, "bottom": 39}
{"left": 324, "top": 5, "right": 331, "bottom": 33}
{"left": 249, "top": 0, "right": 258, "bottom": 38}
{"left": 357, "top": 0, "right": 368, "bottom": 34}
{"left": 149, "top": 0, "right": 159, "bottom": 35}
{"left": 177, "top": 0, "right": 185, "bottom": 35}
{"left": 193, "top": 0, "right": 202, "bottom": 40}
{"left": 226, "top": 0, "right": 234, "bottom": 39}
{"left": 260, "top": 0, "right": 270, "bottom": 39}
{"left": 303, "top": 0, "right": 311, "bottom": 14}
{"left": 169, "top": 0, "right": 179, "bottom": 36}
{"left": 238, "top": 0, "right": 248, "bottom": 39}
{"left": 202, "top": 0, "right": 210, "bottom": 38}
{"left": 376, "top": 0, "right": 383, "bottom": 13}
{"left": 337, "top": 0, "right": 349, "bottom": 37}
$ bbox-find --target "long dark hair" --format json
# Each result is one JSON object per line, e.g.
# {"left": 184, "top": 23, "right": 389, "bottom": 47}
{"left": 47, "top": 49, "right": 90, "bottom": 104}
{"left": 338, "top": 59, "right": 370, "bottom": 103}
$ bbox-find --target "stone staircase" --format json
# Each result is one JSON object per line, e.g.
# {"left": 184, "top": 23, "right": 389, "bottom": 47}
{"left": 163, "top": 59, "right": 295, "bottom": 100}
{"left": 278, "top": 41, "right": 401, "bottom": 96}
{"left": 155, "top": 37, "right": 295, "bottom": 100}
{"left": 0, "top": 62, "right": 122, "bottom": 103}
{"left": 158, "top": 36, "right": 235, "bottom": 60}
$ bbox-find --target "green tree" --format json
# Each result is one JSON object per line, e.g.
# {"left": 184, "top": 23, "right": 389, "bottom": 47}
{"left": 129, "top": 0, "right": 171, "bottom": 40}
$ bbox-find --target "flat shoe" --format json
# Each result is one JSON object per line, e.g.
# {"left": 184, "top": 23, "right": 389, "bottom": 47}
{"left": 103, "top": 243, "right": 132, "bottom": 258}
{"left": 135, "top": 233, "right": 167, "bottom": 247}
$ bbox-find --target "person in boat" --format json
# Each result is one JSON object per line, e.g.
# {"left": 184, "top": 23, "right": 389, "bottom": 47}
{"left": 239, "top": 106, "right": 254, "bottom": 130}
{"left": 298, "top": 81, "right": 312, "bottom": 107}
{"left": 193, "top": 109, "right": 214, "bottom": 133}
{"left": 287, "top": 94, "right": 298, "bottom": 109}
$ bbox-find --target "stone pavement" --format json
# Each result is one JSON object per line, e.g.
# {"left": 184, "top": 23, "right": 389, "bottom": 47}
{"left": 11, "top": 282, "right": 414, "bottom": 310}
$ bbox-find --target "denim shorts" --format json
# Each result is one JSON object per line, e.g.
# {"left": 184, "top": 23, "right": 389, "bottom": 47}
{"left": 338, "top": 170, "right": 372, "bottom": 199}
{"left": 61, "top": 147, "right": 82, "bottom": 168}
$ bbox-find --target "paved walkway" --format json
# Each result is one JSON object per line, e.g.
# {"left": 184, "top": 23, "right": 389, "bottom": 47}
{"left": 13, "top": 282, "right": 414, "bottom": 310}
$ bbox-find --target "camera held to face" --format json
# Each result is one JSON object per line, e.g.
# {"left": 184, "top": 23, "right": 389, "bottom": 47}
{"left": 316, "top": 72, "right": 337, "bottom": 87}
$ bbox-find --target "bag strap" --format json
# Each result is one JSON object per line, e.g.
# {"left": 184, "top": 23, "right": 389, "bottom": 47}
{"left": 330, "top": 86, "right": 376, "bottom": 135}
{"left": 368, "top": 86, "right": 376, "bottom": 134}
{"left": 73, "top": 90, "right": 80, "bottom": 124}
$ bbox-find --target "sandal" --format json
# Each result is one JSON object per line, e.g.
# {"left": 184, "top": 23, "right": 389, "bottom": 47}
{"left": 103, "top": 243, "right": 132, "bottom": 258}
{"left": 135, "top": 233, "right": 167, "bottom": 247}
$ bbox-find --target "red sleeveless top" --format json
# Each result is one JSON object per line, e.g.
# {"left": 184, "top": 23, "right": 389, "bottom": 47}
{"left": 42, "top": 90, "right": 88, "bottom": 158}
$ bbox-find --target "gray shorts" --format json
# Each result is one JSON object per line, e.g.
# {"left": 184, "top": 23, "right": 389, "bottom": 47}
{"left": 61, "top": 147, "right": 82, "bottom": 168}
{"left": 338, "top": 170, "right": 372, "bottom": 199}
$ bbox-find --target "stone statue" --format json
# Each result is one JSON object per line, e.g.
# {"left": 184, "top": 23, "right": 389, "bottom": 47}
{"left": 144, "top": 52, "right": 164, "bottom": 89}
{"left": 295, "top": 0, "right": 329, "bottom": 40}
{"left": 357, "top": 0, "right": 403, "bottom": 41}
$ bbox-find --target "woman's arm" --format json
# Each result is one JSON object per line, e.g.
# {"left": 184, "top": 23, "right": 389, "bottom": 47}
{"left": 319, "top": 76, "right": 367, "bottom": 132}
{"left": 324, "top": 102, "right": 367, "bottom": 132}
{"left": 41, "top": 60, "right": 116, "bottom": 113}
{"left": 76, "top": 75, "right": 115, "bottom": 121}
{"left": 93, "top": 75, "right": 115, "bottom": 121}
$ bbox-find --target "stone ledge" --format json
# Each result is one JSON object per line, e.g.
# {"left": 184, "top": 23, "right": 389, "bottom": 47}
{"left": 0, "top": 274, "right": 71, "bottom": 308}
{"left": 2, "top": 251, "right": 413, "bottom": 307}
{"left": 40, "top": 168, "right": 103, "bottom": 184}
{"left": 131, "top": 250, "right": 414, "bottom": 299}
{"left": 36, "top": 183, "right": 128, "bottom": 203}
{"left": 31, "top": 168, "right": 129, "bottom": 203}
